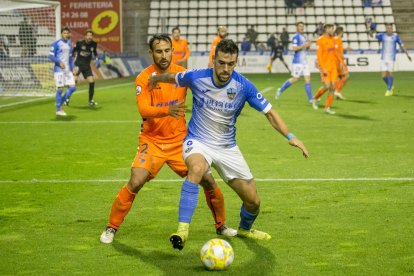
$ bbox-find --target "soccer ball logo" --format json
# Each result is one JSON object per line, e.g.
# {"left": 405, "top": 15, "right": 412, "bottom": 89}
{"left": 200, "top": 238, "right": 234, "bottom": 270}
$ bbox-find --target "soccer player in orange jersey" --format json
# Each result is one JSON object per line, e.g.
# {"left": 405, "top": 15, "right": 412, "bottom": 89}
{"left": 333, "top": 26, "right": 349, "bottom": 100}
{"left": 171, "top": 27, "right": 190, "bottom": 68}
{"left": 312, "top": 24, "right": 338, "bottom": 115}
{"left": 208, "top": 26, "right": 227, "bottom": 68}
{"left": 100, "top": 34, "right": 236, "bottom": 244}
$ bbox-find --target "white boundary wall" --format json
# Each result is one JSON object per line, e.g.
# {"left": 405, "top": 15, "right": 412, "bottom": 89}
{"left": 188, "top": 51, "right": 414, "bottom": 73}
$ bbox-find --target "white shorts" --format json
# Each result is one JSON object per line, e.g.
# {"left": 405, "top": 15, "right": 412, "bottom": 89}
{"left": 380, "top": 60, "right": 394, "bottom": 72}
{"left": 54, "top": 71, "right": 75, "bottom": 87}
{"left": 183, "top": 139, "right": 253, "bottom": 183}
{"left": 291, "top": 63, "right": 310, "bottom": 78}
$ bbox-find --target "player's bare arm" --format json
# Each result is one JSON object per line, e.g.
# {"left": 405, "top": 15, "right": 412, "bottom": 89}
{"left": 265, "top": 109, "right": 309, "bottom": 158}
{"left": 149, "top": 73, "right": 177, "bottom": 90}
{"left": 401, "top": 45, "right": 412, "bottom": 61}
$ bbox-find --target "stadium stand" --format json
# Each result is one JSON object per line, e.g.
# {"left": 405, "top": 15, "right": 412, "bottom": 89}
{"left": 147, "top": 0, "right": 397, "bottom": 51}
{"left": 0, "top": 8, "right": 56, "bottom": 57}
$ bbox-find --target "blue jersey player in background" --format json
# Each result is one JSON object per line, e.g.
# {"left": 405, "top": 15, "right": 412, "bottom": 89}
{"left": 370, "top": 23, "right": 412, "bottom": 96}
{"left": 48, "top": 27, "right": 77, "bottom": 116}
{"left": 276, "top": 22, "right": 313, "bottom": 103}
{"left": 150, "top": 39, "right": 309, "bottom": 250}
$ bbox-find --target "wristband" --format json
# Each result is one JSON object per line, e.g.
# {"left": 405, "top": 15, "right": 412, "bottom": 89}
{"left": 286, "top": 133, "right": 295, "bottom": 140}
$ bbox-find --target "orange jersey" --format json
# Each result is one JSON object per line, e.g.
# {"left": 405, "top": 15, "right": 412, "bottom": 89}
{"left": 172, "top": 38, "right": 190, "bottom": 64}
{"left": 209, "top": 36, "right": 222, "bottom": 64}
{"left": 316, "top": 35, "right": 338, "bottom": 71}
{"left": 135, "top": 63, "right": 187, "bottom": 143}
{"left": 333, "top": 36, "right": 345, "bottom": 64}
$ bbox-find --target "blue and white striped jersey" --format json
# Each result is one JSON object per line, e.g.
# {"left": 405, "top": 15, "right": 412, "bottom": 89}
{"left": 48, "top": 39, "right": 74, "bottom": 73}
{"left": 175, "top": 68, "right": 272, "bottom": 148}
{"left": 292, "top": 32, "right": 308, "bottom": 64}
{"left": 375, "top": 32, "right": 403, "bottom": 61}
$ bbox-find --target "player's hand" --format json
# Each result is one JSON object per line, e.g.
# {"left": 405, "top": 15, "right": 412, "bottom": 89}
{"left": 288, "top": 137, "right": 309, "bottom": 158}
{"left": 408, "top": 55, "right": 412, "bottom": 62}
{"left": 322, "top": 69, "right": 328, "bottom": 76}
{"left": 73, "top": 66, "right": 79, "bottom": 75}
{"left": 148, "top": 74, "right": 159, "bottom": 91}
{"left": 168, "top": 100, "right": 186, "bottom": 119}
{"left": 304, "top": 41, "right": 311, "bottom": 48}
{"left": 59, "top": 62, "right": 65, "bottom": 69}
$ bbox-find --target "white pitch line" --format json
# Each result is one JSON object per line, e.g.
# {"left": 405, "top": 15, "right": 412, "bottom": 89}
{"left": 260, "top": 87, "right": 274, "bottom": 94}
{"left": 0, "top": 120, "right": 138, "bottom": 124}
{"left": 0, "top": 177, "right": 413, "bottom": 184}
{"left": 0, "top": 82, "right": 133, "bottom": 109}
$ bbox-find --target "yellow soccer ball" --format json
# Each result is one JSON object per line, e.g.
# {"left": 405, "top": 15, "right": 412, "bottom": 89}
{"left": 200, "top": 238, "right": 234, "bottom": 270}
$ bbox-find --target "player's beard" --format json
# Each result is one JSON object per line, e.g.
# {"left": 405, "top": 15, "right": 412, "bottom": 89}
{"left": 216, "top": 71, "right": 231, "bottom": 83}
{"left": 156, "top": 58, "right": 171, "bottom": 71}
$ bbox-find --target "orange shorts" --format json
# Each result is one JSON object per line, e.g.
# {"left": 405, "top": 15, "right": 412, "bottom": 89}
{"left": 131, "top": 136, "right": 187, "bottom": 180}
{"left": 321, "top": 68, "right": 338, "bottom": 83}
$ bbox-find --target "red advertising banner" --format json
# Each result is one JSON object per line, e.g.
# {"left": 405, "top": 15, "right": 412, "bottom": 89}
{"left": 60, "top": 0, "right": 122, "bottom": 52}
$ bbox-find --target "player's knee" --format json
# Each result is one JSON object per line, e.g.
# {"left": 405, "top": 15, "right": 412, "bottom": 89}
{"left": 188, "top": 163, "right": 206, "bottom": 179}
{"left": 128, "top": 174, "right": 147, "bottom": 192}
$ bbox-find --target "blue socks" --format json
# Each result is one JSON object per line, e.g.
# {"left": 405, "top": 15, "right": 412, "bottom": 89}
{"left": 304, "top": 82, "right": 313, "bottom": 101}
{"left": 383, "top": 76, "right": 393, "bottom": 90}
{"left": 279, "top": 80, "right": 291, "bottom": 93}
{"left": 178, "top": 179, "right": 199, "bottom": 223}
{"left": 55, "top": 88, "right": 63, "bottom": 111}
{"left": 61, "top": 86, "right": 76, "bottom": 104}
{"left": 239, "top": 204, "right": 258, "bottom": 230}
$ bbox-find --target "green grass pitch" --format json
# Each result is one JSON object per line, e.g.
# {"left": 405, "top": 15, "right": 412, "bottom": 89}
{"left": 0, "top": 72, "right": 413, "bottom": 275}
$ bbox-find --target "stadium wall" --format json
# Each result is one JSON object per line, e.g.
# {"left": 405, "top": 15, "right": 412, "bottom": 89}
{"left": 188, "top": 51, "right": 414, "bottom": 73}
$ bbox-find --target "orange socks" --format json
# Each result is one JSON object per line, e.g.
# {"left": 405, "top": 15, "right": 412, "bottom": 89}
{"left": 325, "top": 94, "right": 334, "bottom": 109}
{"left": 204, "top": 185, "right": 226, "bottom": 229}
{"left": 314, "top": 87, "right": 326, "bottom": 100}
{"left": 108, "top": 184, "right": 137, "bottom": 229}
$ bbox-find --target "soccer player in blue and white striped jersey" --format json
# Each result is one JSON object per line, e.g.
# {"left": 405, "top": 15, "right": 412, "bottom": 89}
{"left": 275, "top": 22, "right": 313, "bottom": 103}
{"left": 48, "top": 27, "right": 77, "bottom": 116}
{"left": 370, "top": 23, "right": 412, "bottom": 96}
{"left": 149, "top": 39, "right": 309, "bottom": 250}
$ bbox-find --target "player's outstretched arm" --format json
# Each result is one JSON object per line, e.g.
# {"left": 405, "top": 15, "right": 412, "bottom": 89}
{"left": 265, "top": 109, "right": 309, "bottom": 158}
{"left": 149, "top": 73, "right": 177, "bottom": 90}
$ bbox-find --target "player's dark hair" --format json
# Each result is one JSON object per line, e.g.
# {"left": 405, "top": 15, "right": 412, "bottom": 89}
{"left": 296, "top": 21, "right": 305, "bottom": 26}
{"left": 215, "top": 39, "right": 239, "bottom": 58}
{"left": 61, "top": 26, "right": 70, "bottom": 33}
{"left": 335, "top": 26, "right": 344, "bottom": 35}
{"left": 172, "top": 26, "right": 180, "bottom": 33}
{"left": 85, "top": 29, "right": 93, "bottom": 35}
{"left": 385, "top": 23, "right": 393, "bottom": 27}
{"left": 323, "top": 24, "right": 333, "bottom": 31}
{"left": 149, "top": 33, "right": 172, "bottom": 50}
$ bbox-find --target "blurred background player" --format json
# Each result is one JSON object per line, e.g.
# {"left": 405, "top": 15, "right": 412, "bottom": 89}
{"left": 275, "top": 22, "right": 312, "bottom": 103}
{"left": 171, "top": 27, "right": 190, "bottom": 68}
{"left": 312, "top": 24, "right": 338, "bottom": 114}
{"left": 369, "top": 23, "right": 412, "bottom": 96}
{"left": 98, "top": 50, "right": 123, "bottom": 78}
{"left": 99, "top": 34, "right": 236, "bottom": 245}
{"left": 72, "top": 29, "right": 99, "bottom": 106}
{"left": 208, "top": 26, "right": 227, "bottom": 68}
{"left": 48, "top": 27, "right": 77, "bottom": 116}
{"left": 333, "top": 26, "right": 349, "bottom": 100}
{"left": 266, "top": 34, "right": 290, "bottom": 73}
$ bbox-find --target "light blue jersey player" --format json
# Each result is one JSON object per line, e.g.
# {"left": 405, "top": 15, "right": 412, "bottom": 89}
{"left": 276, "top": 22, "right": 313, "bottom": 102}
{"left": 48, "top": 27, "right": 77, "bottom": 116}
{"left": 371, "top": 23, "right": 412, "bottom": 96}
{"left": 149, "top": 39, "right": 309, "bottom": 250}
